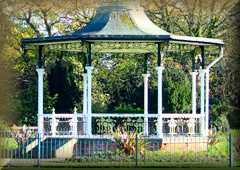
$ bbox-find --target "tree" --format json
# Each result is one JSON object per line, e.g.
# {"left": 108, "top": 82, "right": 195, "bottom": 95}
{"left": 225, "top": 0, "right": 240, "bottom": 129}
{"left": 5, "top": 0, "right": 95, "bottom": 123}
{"left": 163, "top": 59, "right": 191, "bottom": 113}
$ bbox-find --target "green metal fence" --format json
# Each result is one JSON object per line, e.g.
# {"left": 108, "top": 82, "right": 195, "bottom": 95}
{"left": 0, "top": 131, "right": 238, "bottom": 168}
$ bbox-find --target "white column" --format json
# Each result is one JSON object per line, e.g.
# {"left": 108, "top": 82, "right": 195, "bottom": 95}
{"left": 190, "top": 71, "right": 197, "bottom": 136}
{"left": 156, "top": 66, "right": 164, "bottom": 138}
{"left": 51, "top": 108, "right": 56, "bottom": 137}
{"left": 200, "top": 68, "right": 206, "bottom": 136}
{"left": 143, "top": 74, "right": 150, "bottom": 136}
{"left": 36, "top": 68, "right": 45, "bottom": 137}
{"left": 204, "top": 46, "right": 224, "bottom": 136}
{"left": 86, "top": 66, "right": 93, "bottom": 137}
{"left": 82, "top": 73, "right": 88, "bottom": 135}
{"left": 192, "top": 71, "right": 197, "bottom": 115}
{"left": 72, "top": 107, "right": 78, "bottom": 137}
{"left": 205, "top": 69, "right": 210, "bottom": 137}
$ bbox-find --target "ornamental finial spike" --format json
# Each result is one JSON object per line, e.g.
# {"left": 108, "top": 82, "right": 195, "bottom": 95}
{"left": 52, "top": 107, "right": 55, "bottom": 114}
{"left": 74, "top": 107, "right": 77, "bottom": 114}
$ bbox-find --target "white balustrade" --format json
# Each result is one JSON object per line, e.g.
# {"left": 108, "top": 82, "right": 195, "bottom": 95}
{"left": 42, "top": 108, "right": 83, "bottom": 137}
{"left": 51, "top": 108, "right": 56, "bottom": 137}
{"left": 168, "top": 118, "right": 177, "bottom": 135}
{"left": 187, "top": 118, "right": 196, "bottom": 135}
{"left": 72, "top": 107, "right": 78, "bottom": 137}
{"left": 42, "top": 112, "right": 200, "bottom": 137}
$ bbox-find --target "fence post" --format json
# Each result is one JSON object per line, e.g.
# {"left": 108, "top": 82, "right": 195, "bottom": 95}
{"left": 229, "top": 133, "right": 234, "bottom": 168}
{"left": 37, "top": 133, "right": 41, "bottom": 167}
{"left": 135, "top": 135, "right": 138, "bottom": 167}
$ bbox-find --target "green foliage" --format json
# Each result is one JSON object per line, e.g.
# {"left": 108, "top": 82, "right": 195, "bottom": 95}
{"left": 114, "top": 104, "right": 143, "bottom": 113}
{"left": 93, "top": 150, "right": 123, "bottom": 161}
{"left": 208, "top": 132, "right": 228, "bottom": 158}
{"left": 96, "top": 54, "right": 144, "bottom": 112}
{"left": 229, "top": 130, "right": 240, "bottom": 166}
{"left": 113, "top": 127, "right": 146, "bottom": 158}
{"left": 0, "top": 137, "right": 18, "bottom": 150}
{"left": 15, "top": 77, "right": 57, "bottom": 125}
{"left": 211, "top": 98, "right": 229, "bottom": 131}
{"left": 47, "top": 54, "right": 83, "bottom": 113}
{"left": 0, "top": 121, "right": 18, "bottom": 150}
{"left": 164, "top": 66, "right": 191, "bottom": 113}
{"left": 231, "top": 129, "right": 240, "bottom": 137}
{"left": 0, "top": 121, "right": 9, "bottom": 131}
{"left": 146, "top": 132, "right": 229, "bottom": 163}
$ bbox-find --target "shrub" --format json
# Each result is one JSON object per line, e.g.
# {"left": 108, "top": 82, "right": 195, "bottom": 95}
{"left": 208, "top": 132, "right": 228, "bottom": 158}
{"left": 113, "top": 127, "right": 146, "bottom": 158}
{"left": 0, "top": 137, "right": 18, "bottom": 150}
{"left": 231, "top": 129, "right": 240, "bottom": 164}
{"left": 164, "top": 67, "right": 191, "bottom": 113}
{"left": 145, "top": 132, "right": 229, "bottom": 163}
{"left": 0, "top": 121, "right": 18, "bottom": 150}
{"left": 114, "top": 104, "right": 143, "bottom": 113}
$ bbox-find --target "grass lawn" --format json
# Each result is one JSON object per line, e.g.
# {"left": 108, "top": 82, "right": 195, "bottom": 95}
{"left": 1, "top": 167, "right": 240, "bottom": 170}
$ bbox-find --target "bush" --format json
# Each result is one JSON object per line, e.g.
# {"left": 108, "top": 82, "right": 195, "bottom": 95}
{"left": 208, "top": 132, "right": 228, "bottom": 158}
{"left": 231, "top": 129, "right": 240, "bottom": 165}
{"left": 0, "top": 137, "right": 18, "bottom": 150}
{"left": 164, "top": 66, "right": 191, "bottom": 113}
{"left": 113, "top": 127, "right": 146, "bottom": 158}
{"left": 0, "top": 121, "right": 18, "bottom": 150}
{"left": 114, "top": 104, "right": 143, "bottom": 113}
{"left": 145, "top": 132, "right": 229, "bottom": 163}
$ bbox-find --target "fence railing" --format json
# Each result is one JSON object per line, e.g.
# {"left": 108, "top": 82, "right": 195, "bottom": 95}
{"left": 0, "top": 131, "right": 234, "bottom": 168}
{"left": 42, "top": 109, "right": 202, "bottom": 137}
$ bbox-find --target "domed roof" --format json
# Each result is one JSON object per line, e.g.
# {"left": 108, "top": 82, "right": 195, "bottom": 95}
{"left": 21, "top": 1, "right": 223, "bottom": 46}
{"left": 72, "top": 1, "right": 170, "bottom": 39}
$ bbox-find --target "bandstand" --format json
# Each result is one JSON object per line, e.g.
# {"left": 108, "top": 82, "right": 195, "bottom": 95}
{"left": 21, "top": 1, "right": 224, "bottom": 140}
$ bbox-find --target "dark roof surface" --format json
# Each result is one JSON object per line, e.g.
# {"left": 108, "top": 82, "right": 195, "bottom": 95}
{"left": 21, "top": 2, "right": 224, "bottom": 46}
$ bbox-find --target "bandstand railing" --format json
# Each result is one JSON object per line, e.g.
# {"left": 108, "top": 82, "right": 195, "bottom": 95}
{"left": 42, "top": 108, "right": 202, "bottom": 138}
